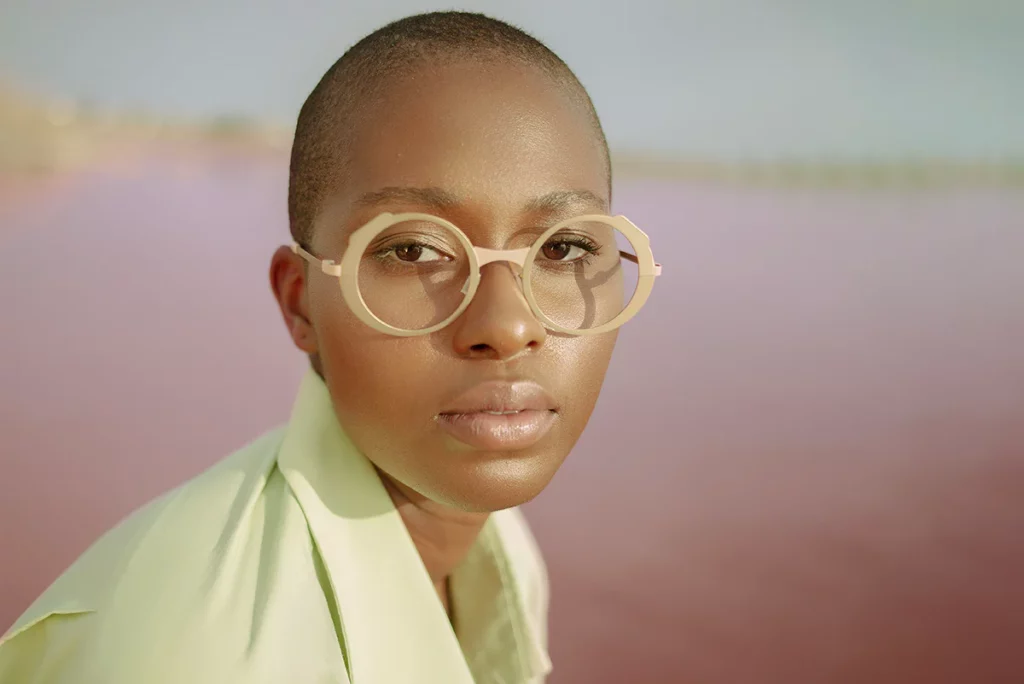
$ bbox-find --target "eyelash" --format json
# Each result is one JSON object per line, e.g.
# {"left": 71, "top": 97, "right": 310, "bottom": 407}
{"left": 543, "top": 234, "right": 603, "bottom": 260}
{"left": 368, "top": 233, "right": 604, "bottom": 265}
{"left": 369, "top": 239, "right": 453, "bottom": 262}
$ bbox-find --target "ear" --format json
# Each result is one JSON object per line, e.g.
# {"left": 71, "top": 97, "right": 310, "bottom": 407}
{"left": 270, "top": 246, "right": 318, "bottom": 354}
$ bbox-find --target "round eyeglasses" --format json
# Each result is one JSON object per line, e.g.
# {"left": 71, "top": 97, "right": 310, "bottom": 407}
{"left": 291, "top": 212, "right": 662, "bottom": 337}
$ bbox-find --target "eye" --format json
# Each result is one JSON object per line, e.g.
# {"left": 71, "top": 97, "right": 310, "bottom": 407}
{"left": 378, "top": 241, "right": 452, "bottom": 263}
{"left": 540, "top": 236, "right": 599, "bottom": 262}
{"left": 393, "top": 243, "right": 446, "bottom": 262}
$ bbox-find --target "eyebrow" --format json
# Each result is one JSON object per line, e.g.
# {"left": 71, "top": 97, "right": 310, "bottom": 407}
{"left": 352, "top": 186, "right": 609, "bottom": 214}
{"left": 524, "top": 189, "right": 608, "bottom": 213}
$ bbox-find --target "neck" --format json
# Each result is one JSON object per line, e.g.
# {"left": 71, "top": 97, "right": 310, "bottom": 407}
{"left": 377, "top": 470, "right": 489, "bottom": 612}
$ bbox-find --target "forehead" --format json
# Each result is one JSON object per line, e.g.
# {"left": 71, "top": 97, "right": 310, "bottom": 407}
{"left": 328, "top": 59, "right": 609, "bottom": 223}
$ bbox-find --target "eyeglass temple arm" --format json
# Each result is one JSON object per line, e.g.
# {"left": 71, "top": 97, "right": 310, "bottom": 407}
{"left": 291, "top": 242, "right": 342, "bottom": 277}
{"left": 621, "top": 251, "right": 662, "bottom": 276}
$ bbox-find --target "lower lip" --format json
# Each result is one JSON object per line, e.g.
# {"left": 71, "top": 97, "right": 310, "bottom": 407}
{"left": 435, "top": 410, "right": 557, "bottom": 451}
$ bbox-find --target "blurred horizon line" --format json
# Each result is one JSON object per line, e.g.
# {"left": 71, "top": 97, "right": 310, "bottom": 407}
{"left": 2, "top": 82, "right": 1023, "bottom": 188}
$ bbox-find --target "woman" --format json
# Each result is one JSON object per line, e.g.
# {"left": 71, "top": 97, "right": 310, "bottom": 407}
{"left": 0, "top": 11, "right": 660, "bottom": 683}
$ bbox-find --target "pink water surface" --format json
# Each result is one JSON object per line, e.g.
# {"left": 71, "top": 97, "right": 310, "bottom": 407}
{"left": 2, "top": 147, "right": 1022, "bottom": 683}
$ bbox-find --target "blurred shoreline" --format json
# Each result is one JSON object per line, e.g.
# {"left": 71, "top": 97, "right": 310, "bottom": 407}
{"left": 2, "top": 83, "right": 1022, "bottom": 188}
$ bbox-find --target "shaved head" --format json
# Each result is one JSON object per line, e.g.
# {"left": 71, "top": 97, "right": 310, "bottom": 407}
{"left": 287, "top": 11, "right": 611, "bottom": 246}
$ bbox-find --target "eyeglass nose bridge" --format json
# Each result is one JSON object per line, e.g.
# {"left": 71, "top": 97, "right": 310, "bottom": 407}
{"left": 475, "top": 246, "right": 530, "bottom": 269}
{"left": 460, "top": 246, "right": 531, "bottom": 295}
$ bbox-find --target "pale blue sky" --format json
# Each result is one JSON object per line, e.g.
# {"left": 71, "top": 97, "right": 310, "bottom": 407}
{"left": 1, "top": 0, "right": 1021, "bottom": 160}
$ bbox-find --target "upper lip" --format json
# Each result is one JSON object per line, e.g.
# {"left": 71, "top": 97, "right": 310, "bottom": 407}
{"left": 439, "top": 380, "right": 557, "bottom": 415}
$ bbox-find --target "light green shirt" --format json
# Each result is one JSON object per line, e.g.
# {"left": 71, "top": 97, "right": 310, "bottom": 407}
{"left": 0, "top": 370, "right": 551, "bottom": 684}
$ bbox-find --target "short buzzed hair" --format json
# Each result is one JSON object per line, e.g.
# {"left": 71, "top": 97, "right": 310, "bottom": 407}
{"left": 287, "top": 11, "right": 611, "bottom": 246}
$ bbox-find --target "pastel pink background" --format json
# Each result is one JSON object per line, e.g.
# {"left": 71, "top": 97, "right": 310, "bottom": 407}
{"left": 2, "top": 146, "right": 1022, "bottom": 683}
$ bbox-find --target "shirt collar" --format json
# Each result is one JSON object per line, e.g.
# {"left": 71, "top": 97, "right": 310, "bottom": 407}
{"left": 276, "top": 369, "right": 549, "bottom": 683}
{"left": 453, "top": 518, "right": 552, "bottom": 682}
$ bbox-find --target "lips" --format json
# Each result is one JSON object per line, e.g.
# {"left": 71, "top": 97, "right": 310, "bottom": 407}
{"left": 436, "top": 380, "right": 558, "bottom": 451}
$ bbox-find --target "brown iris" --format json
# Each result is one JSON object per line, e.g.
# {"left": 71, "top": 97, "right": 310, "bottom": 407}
{"left": 542, "top": 242, "right": 571, "bottom": 261}
{"left": 395, "top": 245, "right": 423, "bottom": 262}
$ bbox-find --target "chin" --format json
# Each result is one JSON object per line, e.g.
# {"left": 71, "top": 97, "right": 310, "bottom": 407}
{"left": 430, "top": 451, "right": 563, "bottom": 513}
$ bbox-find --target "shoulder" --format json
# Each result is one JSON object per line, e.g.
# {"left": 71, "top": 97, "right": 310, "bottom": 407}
{"left": 0, "top": 427, "right": 289, "bottom": 683}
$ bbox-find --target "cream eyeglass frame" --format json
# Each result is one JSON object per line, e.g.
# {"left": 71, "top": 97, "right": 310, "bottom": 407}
{"left": 291, "top": 212, "right": 662, "bottom": 338}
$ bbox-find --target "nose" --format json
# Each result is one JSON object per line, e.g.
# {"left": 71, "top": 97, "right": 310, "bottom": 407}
{"left": 450, "top": 262, "right": 547, "bottom": 360}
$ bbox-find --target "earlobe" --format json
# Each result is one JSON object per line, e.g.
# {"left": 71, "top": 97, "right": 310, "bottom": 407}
{"left": 286, "top": 287, "right": 319, "bottom": 355}
{"left": 291, "top": 314, "right": 318, "bottom": 354}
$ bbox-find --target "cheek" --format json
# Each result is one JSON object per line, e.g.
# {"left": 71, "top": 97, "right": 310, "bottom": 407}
{"left": 310, "top": 288, "right": 439, "bottom": 429}
{"left": 324, "top": 334, "right": 435, "bottom": 423}
{"left": 543, "top": 332, "right": 619, "bottom": 420}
